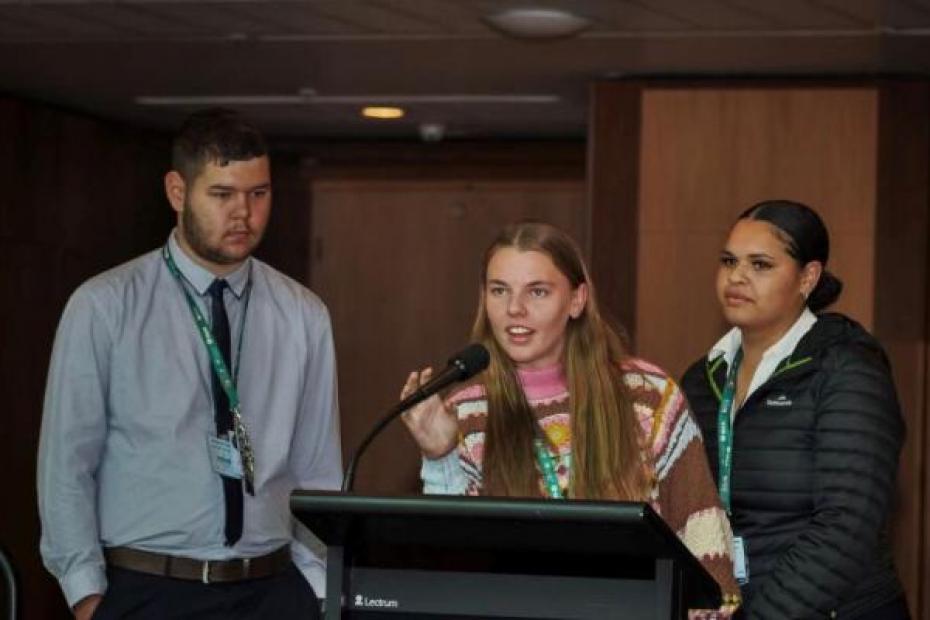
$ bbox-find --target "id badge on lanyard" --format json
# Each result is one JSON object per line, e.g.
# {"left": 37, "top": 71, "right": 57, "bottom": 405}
{"left": 207, "top": 432, "right": 244, "bottom": 479}
{"left": 733, "top": 536, "right": 749, "bottom": 585}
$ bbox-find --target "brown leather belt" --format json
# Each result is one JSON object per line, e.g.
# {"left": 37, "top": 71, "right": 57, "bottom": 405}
{"left": 104, "top": 546, "right": 291, "bottom": 584}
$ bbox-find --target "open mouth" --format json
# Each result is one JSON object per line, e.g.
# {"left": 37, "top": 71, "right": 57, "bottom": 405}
{"left": 506, "top": 326, "right": 534, "bottom": 341}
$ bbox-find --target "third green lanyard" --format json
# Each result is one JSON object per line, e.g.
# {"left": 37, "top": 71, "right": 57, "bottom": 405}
{"left": 533, "top": 436, "right": 563, "bottom": 499}
{"left": 717, "top": 348, "right": 743, "bottom": 513}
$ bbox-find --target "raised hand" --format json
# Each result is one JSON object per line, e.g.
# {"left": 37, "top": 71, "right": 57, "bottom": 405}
{"left": 399, "top": 367, "right": 460, "bottom": 459}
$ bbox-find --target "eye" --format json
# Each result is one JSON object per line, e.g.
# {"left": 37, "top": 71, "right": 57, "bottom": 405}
{"left": 751, "top": 260, "right": 773, "bottom": 271}
{"left": 488, "top": 286, "right": 507, "bottom": 297}
{"left": 719, "top": 256, "right": 737, "bottom": 268}
{"left": 210, "top": 190, "right": 232, "bottom": 201}
{"left": 529, "top": 288, "right": 548, "bottom": 298}
{"left": 252, "top": 188, "right": 270, "bottom": 199}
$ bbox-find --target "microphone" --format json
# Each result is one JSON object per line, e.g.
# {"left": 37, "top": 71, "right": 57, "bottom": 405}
{"left": 341, "top": 343, "right": 490, "bottom": 492}
{"left": 394, "top": 343, "right": 491, "bottom": 414}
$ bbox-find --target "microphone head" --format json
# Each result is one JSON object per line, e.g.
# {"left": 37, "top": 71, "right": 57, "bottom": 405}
{"left": 448, "top": 343, "right": 490, "bottom": 380}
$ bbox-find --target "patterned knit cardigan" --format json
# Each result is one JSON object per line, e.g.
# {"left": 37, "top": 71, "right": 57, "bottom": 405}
{"left": 421, "top": 357, "right": 740, "bottom": 602}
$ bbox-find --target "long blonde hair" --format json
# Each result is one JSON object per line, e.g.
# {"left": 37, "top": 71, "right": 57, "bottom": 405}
{"left": 474, "top": 222, "right": 649, "bottom": 500}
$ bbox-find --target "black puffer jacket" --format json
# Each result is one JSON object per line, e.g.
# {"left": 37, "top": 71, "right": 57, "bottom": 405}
{"left": 681, "top": 313, "right": 905, "bottom": 619}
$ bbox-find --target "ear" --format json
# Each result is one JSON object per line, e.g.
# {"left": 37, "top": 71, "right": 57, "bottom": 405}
{"left": 569, "top": 282, "right": 588, "bottom": 319}
{"left": 164, "top": 170, "right": 187, "bottom": 214}
{"left": 800, "top": 261, "right": 823, "bottom": 299}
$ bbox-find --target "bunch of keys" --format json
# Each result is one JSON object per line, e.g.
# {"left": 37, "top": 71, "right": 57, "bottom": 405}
{"left": 232, "top": 408, "right": 256, "bottom": 495}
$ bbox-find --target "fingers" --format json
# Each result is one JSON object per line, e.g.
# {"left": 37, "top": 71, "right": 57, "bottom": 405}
{"left": 419, "top": 367, "right": 433, "bottom": 384}
{"left": 400, "top": 371, "right": 418, "bottom": 399}
{"left": 399, "top": 367, "right": 434, "bottom": 400}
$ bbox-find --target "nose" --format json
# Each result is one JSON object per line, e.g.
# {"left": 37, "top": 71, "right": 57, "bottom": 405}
{"left": 231, "top": 191, "right": 251, "bottom": 219}
{"left": 726, "top": 260, "right": 748, "bottom": 284}
{"left": 507, "top": 292, "right": 527, "bottom": 317}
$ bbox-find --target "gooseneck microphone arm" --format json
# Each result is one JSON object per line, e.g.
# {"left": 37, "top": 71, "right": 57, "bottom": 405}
{"left": 341, "top": 344, "right": 490, "bottom": 493}
{"left": 342, "top": 400, "right": 408, "bottom": 493}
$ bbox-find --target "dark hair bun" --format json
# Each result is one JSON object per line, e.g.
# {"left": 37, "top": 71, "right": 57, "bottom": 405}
{"left": 807, "top": 269, "right": 843, "bottom": 312}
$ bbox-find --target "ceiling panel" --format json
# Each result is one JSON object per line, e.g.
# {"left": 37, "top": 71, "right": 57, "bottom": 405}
{"left": 721, "top": 0, "right": 872, "bottom": 28}
{"left": 563, "top": 1, "right": 697, "bottom": 31}
{"left": 0, "top": 10, "right": 54, "bottom": 39}
{"left": 124, "top": 3, "right": 307, "bottom": 38}
{"left": 884, "top": 0, "right": 930, "bottom": 29}
{"left": 268, "top": 1, "right": 437, "bottom": 34}
{"left": 50, "top": 4, "right": 219, "bottom": 38}
{"left": 0, "top": 0, "right": 926, "bottom": 139}
{"left": 0, "top": 5, "right": 121, "bottom": 39}
{"left": 612, "top": 0, "right": 770, "bottom": 30}
{"left": 813, "top": 0, "right": 880, "bottom": 27}
{"left": 371, "top": 0, "right": 493, "bottom": 34}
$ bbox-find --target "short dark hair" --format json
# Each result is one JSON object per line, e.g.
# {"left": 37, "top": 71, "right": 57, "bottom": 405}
{"left": 739, "top": 199, "right": 843, "bottom": 312}
{"left": 171, "top": 108, "right": 268, "bottom": 181}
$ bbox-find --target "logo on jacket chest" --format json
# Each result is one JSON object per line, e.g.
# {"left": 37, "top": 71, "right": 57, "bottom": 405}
{"left": 764, "top": 393, "right": 793, "bottom": 408}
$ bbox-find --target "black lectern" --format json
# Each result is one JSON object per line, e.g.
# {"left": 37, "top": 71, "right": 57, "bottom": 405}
{"left": 291, "top": 491, "right": 721, "bottom": 619}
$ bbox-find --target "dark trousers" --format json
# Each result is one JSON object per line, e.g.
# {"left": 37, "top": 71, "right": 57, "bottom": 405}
{"left": 92, "top": 564, "right": 321, "bottom": 619}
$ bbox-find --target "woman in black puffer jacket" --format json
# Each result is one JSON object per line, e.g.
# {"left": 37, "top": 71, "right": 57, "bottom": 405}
{"left": 681, "top": 200, "right": 907, "bottom": 619}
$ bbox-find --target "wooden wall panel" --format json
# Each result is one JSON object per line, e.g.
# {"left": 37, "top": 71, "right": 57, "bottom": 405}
{"left": 253, "top": 155, "right": 313, "bottom": 282}
{"left": 873, "top": 81, "right": 930, "bottom": 619}
{"left": 587, "top": 82, "right": 642, "bottom": 345}
{"left": 635, "top": 87, "right": 878, "bottom": 378}
{"left": 0, "top": 97, "right": 170, "bottom": 620}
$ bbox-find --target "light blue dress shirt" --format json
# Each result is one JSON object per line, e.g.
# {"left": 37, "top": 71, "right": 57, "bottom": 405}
{"left": 37, "top": 231, "right": 342, "bottom": 607}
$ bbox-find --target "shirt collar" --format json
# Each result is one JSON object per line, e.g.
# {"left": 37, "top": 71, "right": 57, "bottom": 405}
{"left": 709, "top": 307, "right": 818, "bottom": 367}
{"left": 166, "top": 229, "right": 251, "bottom": 298}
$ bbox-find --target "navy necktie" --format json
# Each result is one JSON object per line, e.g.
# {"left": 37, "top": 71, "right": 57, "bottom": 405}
{"left": 208, "top": 279, "right": 243, "bottom": 546}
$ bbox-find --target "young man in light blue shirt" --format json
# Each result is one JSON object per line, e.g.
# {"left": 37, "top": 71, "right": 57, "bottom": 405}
{"left": 38, "top": 108, "right": 342, "bottom": 620}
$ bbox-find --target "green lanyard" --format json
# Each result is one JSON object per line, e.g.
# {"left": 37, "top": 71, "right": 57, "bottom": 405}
{"left": 533, "top": 435, "right": 564, "bottom": 499}
{"left": 716, "top": 348, "right": 743, "bottom": 513}
{"left": 162, "top": 245, "right": 256, "bottom": 494}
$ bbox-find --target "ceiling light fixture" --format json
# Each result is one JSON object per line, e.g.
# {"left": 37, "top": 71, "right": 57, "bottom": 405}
{"left": 484, "top": 8, "right": 591, "bottom": 39}
{"left": 361, "top": 106, "right": 405, "bottom": 119}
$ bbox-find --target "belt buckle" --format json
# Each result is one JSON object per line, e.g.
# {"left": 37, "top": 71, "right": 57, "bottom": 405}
{"left": 201, "top": 560, "right": 211, "bottom": 584}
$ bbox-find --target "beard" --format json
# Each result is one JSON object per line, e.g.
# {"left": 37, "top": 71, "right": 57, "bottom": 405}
{"left": 181, "top": 198, "right": 258, "bottom": 266}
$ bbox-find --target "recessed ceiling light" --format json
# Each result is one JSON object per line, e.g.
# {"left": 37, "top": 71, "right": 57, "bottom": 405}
{"left": 484, "top": 8, "right": 591, "bottom": 39}
{"left": 362, "top": 106, "right": 405, "bottom": 119}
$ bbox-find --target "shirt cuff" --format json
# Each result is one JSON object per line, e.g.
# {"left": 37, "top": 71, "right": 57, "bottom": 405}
{"left": 291, "top": 540, "right": 326, "bottom": 601}
{"left": 291, "top": 525, "right": 327, "bottom": 598}
{"left": 60, "top": 563, "right": 107, "bottom": 609}
{"left": 420, "top": 451, "right": 467, "bottom": 494}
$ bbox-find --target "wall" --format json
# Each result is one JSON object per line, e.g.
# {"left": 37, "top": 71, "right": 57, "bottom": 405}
{"left": 0, "top": 97, "right": 170, "bottom": 619}
{"left": 302, "top": 143, "right": 587, "bottom": 493}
